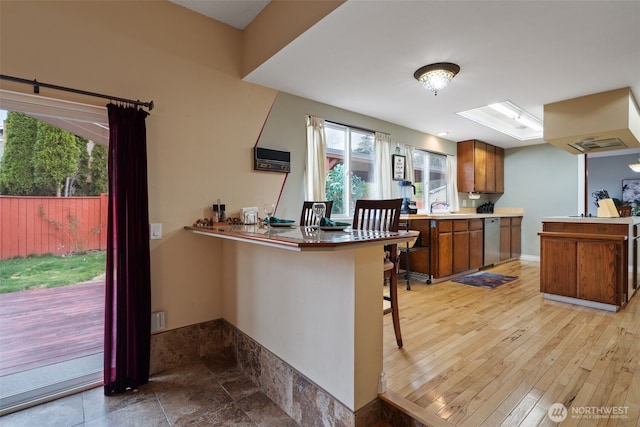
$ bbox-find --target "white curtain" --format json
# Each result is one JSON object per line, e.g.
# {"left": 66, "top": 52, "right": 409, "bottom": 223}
{"left": 374, "top": 132, "right": 392, "bottom": 199}
{"left": 305, "top": 115, "right": 327, "bottom": 200}
{"left": 446, "top": 155, "right": 460, "bottom": 212}
{"left": 404, "top": 145, "right": 414, "bottom": 184}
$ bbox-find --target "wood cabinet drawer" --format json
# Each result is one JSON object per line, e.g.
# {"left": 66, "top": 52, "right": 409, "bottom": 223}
{"left": 453, "top": 220, "right": 468, "bottom": 232}
{"left": 437, "top": 220, "right": 453, "bottom": 233}
{"left": 469, "top": 218, "right": 483, "bottom": 230}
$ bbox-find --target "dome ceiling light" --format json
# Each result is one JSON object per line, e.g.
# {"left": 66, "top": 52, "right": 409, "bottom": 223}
{"left": 413, "top": 62, "right": 460, "bottom": 96}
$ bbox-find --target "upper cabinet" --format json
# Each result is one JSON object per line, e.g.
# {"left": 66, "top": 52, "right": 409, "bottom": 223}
{"left": 457, "top": 139, "right": 504, "bottom": 193}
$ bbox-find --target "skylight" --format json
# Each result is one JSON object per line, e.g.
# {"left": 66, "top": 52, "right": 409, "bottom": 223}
{"left": 457, "top": 101, "right": 543, "bottom": 141}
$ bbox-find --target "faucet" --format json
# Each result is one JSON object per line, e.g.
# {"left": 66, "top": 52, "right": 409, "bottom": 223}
{"left": 430, "top": 201, "right": 449, "bottom": 213}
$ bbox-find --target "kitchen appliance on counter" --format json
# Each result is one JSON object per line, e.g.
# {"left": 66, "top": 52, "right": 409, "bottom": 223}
{"left": 399, "top": 180, "right": 417, "bottom": 214}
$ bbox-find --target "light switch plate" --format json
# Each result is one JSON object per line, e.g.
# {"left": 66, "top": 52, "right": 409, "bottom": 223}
{"left": 150, "top": 223, "right": 162, "bottom": 240}
{"left": 151, "top": 311, "right": 165, "bottom": 333}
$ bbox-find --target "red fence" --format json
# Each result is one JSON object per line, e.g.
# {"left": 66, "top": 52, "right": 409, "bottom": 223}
{"left": 0, "top": 195, "right": 108, "bottom": 259}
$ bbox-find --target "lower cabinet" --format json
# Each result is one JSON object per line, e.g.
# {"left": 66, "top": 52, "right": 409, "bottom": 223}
{"left": 452, "top": 220, "right": 470, "bottom": 274}
{"left": 539, "top": 221, "right": 630, "bottom": 308}
{"left": 500, "top": 217, "right": 522, "bottom": 261}
{"left": 432, "top": 218, "right": 485, "bottom": 278}
{"left": 539, "top": 233, "right": 625, "bottom": 306}
{"left": 469, "top": 219, "right": 484, "bottom": 269}
{"left": 404, "top": 216, "right": 521, "bottom": 281}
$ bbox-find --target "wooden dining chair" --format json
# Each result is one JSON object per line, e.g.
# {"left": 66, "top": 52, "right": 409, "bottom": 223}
{"left": 352, "top": 198, "right": 403, "bottom": 347}
{"left": 300, "top": 201, "right": 334, "bottom": 226}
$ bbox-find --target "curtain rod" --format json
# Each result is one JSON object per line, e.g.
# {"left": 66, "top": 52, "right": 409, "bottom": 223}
{"left": 0, "top": 74, "right": 154, "bottom": 111}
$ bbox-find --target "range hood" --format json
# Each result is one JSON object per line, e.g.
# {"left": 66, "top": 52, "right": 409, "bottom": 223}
{"left": 544, "top": 87, "right": 640, "bottom": 154}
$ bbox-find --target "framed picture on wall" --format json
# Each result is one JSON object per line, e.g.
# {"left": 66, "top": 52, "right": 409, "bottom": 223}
{"left": 622, "top": 179, "right": 640, "bottom": 207}
{"left": 392, "top": 154, "right": 405, "bottom": 181}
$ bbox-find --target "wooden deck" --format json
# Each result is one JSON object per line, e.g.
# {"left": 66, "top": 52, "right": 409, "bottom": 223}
{"left": 382, "top": 260, "right": 640, "bottom": 426}
{"left": 0, "top": 281, "right": 104, "bottom": 377}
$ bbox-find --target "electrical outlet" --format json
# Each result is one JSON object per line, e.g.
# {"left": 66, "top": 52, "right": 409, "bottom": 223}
{"left": 471, "top": 200, "right": 476, "bottom": 207}
{"left": 150, "top": 223, "right": 162, "bottom": 240}
{"left": 462, "top": 199, "right": 467, "bottom": 207}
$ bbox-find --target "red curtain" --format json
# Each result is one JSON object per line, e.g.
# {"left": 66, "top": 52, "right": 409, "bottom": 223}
{"left": 104, "top": 104, "right": 151, "bottom": 394}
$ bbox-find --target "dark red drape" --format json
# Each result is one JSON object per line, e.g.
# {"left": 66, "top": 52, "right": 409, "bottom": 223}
{"left": 104, "top": 103, "right": 151, "bottom": 395}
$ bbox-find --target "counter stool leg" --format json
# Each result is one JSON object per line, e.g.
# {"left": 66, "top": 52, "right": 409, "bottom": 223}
{"left": 404, "top": 242, "right": 411, "bottom": 290}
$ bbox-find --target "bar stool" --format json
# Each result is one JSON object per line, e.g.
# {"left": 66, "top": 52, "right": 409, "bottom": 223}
{"left": 352, "top": 198, "right": 403, "bottom": 347}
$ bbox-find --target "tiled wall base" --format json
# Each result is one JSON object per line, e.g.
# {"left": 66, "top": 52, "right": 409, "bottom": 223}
{"left": 150, "top": 319, "right": 420, "bottom": 427}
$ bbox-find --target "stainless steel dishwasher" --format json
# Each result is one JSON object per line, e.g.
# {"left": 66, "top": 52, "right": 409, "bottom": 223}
{"left": 484, "top": 217, "right": 500, "bottom": 266}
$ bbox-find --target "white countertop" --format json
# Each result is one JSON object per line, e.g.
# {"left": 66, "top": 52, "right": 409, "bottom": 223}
{"left": 402, "top": 213, "right": 523, "bottom": 220}
{"left": 542, "top": 216, "right": 640, "bottom": 224}
{"left": 401, "top": 207, "right": 524, "bottom": 220}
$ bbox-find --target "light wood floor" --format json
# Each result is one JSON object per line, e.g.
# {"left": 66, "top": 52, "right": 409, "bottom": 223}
{"left": 382, "top": 260, "right": 640, "bottom": 427}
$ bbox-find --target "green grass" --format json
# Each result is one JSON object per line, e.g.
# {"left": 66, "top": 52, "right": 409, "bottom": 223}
{"left": 0, "top": 251, "right": 106, "bottom": 293}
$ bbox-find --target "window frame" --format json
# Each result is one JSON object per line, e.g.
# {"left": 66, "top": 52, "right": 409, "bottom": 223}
{"left": 324, "top": 121, "right": 375, "bottom": 218}
{"left": 410, "top": 149, "right": 450, "bottom": 213}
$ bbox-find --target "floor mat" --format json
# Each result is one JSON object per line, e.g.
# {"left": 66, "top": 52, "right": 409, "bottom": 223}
{"left": 452, "top": 272, "right": 517, "bottom": 289}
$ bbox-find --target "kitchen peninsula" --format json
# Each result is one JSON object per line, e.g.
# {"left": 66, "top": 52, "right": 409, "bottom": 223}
{"left": 184, "top": 224, "right": 417, "bottom": 421}
{"left": 539, "top": 216, "right": 640, "bottom": 311}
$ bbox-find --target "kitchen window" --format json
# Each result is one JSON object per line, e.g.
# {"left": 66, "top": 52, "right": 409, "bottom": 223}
{"left": 324, "top": 121, "right": 374, "bottom": 216}
{"left": 411, "top": 149, "right": 450, "bottom": 212}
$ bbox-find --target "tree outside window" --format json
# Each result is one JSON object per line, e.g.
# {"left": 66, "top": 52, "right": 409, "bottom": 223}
{"left": 324, "top": 122, "right": 373, "bottom": 216}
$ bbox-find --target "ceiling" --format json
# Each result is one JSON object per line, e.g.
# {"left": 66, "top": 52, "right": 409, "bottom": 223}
{"left": 172, "top": 0, "right": 640, "bottom": 150}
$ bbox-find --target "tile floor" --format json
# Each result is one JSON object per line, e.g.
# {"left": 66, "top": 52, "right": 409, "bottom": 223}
{"left": 0, "top": 355, "right": 299, "bottom": 426}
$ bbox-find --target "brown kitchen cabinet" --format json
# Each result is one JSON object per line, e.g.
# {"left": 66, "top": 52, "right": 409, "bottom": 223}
{"left": 495, "top": 147, "right": 504, "bottom": 193}
{"left": 469, "top": 219, "right": 484, "bottom": 269}
{"left": 511, "top": 217, "right": 521, "bottom": 258}
{"left": 499, "top": 217, "right": 522, "bottom": 261}
{"left": 452, "top": 220, "right": 470, "bottom": 274}
{"left": 539, "top": 233, "right": 626, "bottom": 306}
{"left": 435, "top": 220, "right": 454, "bottom": 277}
{"left": 428, "top": 218, "right": 485, "bottom": 278}
{"left": 404, "top": 217, "right": 507, "bottom": 281}
{"left": 539, "top": 220, "right": 631, "bottom": 309}
{"left": 457, "top": 139, "right": 504, "bottom": 193}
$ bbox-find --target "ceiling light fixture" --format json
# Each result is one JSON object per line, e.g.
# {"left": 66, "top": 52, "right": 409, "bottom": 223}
{"left": 457, "top": 100, "right": 543, "bottom": 141}
{"left": 414, "top": 62, "right": 460, "bottom": 96}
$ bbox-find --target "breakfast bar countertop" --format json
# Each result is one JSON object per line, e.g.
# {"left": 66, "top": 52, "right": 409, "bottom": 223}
{"left": 184, "top": 224, "right": 418, "bottom": 251}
